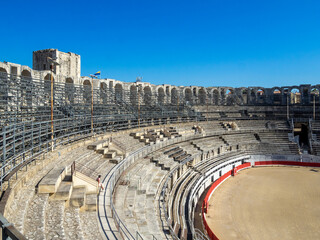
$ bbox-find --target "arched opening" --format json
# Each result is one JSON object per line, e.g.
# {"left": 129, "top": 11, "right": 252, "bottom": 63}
{"left": 0, "top": 67, "right": 7, "bottom": 74}
{"left": 44, "top": 74, "right": 54, "bottom": 97}
{"left": 171, "top": 88, "right": 178, "bottom": 104}
{"left": 291, "top": 88, "right": 301, "bottom": 104}
{"left": 242, "top": 89, "right": 248, "bottom": 104}
{"left": 21, "top": 70, "right": 32, "bottom": 106}
{"left": 185, "top": 88, "right": 192, "bottom": 104}
{"left": 225, "top": 89, "right": 234, "bottom": 105}
{"left": 0, "top": 68, "right": 8, "bottom": 105}
{"left": 257, "top": 89, "right": 265, "bottom": 104}
{"left": 158, "top": 87, "right": 165, "bottom": 105}
{"left": 100, "top": 82, "right": 108, "bottom": 104}
{"left": 130, "top": 85, "right": 137, "bottom": 106}
{"left": 65, "top": 77, "right": 74, "bottom": 103}
{"left": 199, "top": 88, "right": 206, "bottom": 105}
{"left": 212, "top": 90, "right": 219, "bottom": 105}
{"left": 21, "top": 70, "right": 31, "bottom": 77}
{"left": 226, "top": 89, "right": 233, "bottom": 95}
{"left": 273, "top": 88, "right": 281, "bottom": 105}
{"left": 144, "top": 86, "right": 152, "bottom": 105}
{"left": 115, "top": 84, "right": 123, "bottom": 102}
{"left": 83, "top": 80, "right": 92, "bottom": 103}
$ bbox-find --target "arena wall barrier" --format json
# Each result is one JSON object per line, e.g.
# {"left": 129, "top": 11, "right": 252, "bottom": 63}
{"left": 202, "top": 162, "right": 251, "bottom": 240}
{"left": 202, "top": 160, "right": 320, "bottom": 239}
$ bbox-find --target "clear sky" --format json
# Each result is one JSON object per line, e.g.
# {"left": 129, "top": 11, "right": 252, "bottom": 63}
{"left": 1, "top": 0, "right": 320, "bottom": 88}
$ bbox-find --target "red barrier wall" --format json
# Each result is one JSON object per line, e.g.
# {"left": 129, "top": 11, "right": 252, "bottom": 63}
{"left": 202, "top": 161, "right": 320, "bottom": 239}
{"left": 255, "top": 161, "right": 320, "bottom": 167}
{"left": 202, "top": 162, "right": 251, "bottom": 240}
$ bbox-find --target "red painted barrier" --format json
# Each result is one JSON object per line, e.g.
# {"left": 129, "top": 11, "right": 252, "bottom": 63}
{"left": 202, "top": 161, "right": 320, "bottom": 239}
{"left": 255, "top": 161, "right": 320, "bottom": 167}
{"left": 202, "top": 162, "right": 251, "bottom": 240}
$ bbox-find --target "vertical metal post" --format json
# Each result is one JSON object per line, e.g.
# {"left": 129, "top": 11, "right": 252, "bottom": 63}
{"left": 2, "top": 127, "right": 6, "bottom": 177}
{"left": 51, "top": 66, "right": 54, "bottom": 151}
{"left": 177, "top": 93, "right": 179, "bottom": 123}
{"left": 138, "top": 86, "right": 140, "bottom": 129}
{"left": 91, "top": 76, "right": 94, "bottom": 135}
{"left": 206, "top": 96, "right": 209, "bottom": 122}
{"left": 313, "top": 94, "right": 316, "bottom": 120}
{"left": 287, "top": 93, "right": 289, "bottom": 120}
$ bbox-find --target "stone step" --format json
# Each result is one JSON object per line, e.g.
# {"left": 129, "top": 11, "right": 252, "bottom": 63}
{"left": 96, "top": 147, "right": 109, "bottom": 154}
{"left": 85, "top": 193, "right": 97, "bottom": 211}
{"left": 52, "top": 181, "right": 73, "bottom": 201}
{"left": 104, "top": 150, "right": 117, "bottom": 159}
{"left": 87, "top": 140, "right": 108, "bottom": 150}
{"left": 38, "top": 166, "right": 66, "bottom": 194}
{"left": 69, "top": 187, "right": 86, "bottom": 208}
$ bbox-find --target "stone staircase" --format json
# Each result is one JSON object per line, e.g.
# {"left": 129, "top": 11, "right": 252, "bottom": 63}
{"left": 114, "top": 158, "right": 171, "bottom": 240}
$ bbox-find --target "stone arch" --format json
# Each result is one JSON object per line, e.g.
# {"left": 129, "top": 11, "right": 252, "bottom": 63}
{"left": 171, "top": 88, "right": 178, "bottom": 104}
{"left": 212, "top": 89, "right": 219, "bottom": 105}
{"left": 157, "top": 87, "right": 165, "bottom": 105}
{"left": 130, "top": 85, "right": 138, "bottom": 106}
{"left": 257, "top": 88, "right": 266, "bottom": 104}
{"left": 65, "top": 77, "right": 74, "bottom": 103}
{"left": 115, "top": 83, "right": 123, "bottom": 102}
{"left": 224, "top": 88, "right": 234, "bottom": 105}
{"left": 0, "top": 68, "right": 8, "bottom": 104}
{"left": 21, "top": 70, "right": 32, "bottom": 106}
{"left": 83, "top": 79, "right": 91, "bottom": 103}
{"left": 0, "top": 67, "right": 7, "bottom": 74}
{"left": 144, "top": 86, "right": 152, "bottom": 105}
{"left": 185, "top": 88, "right": 192, "bottom": 104}
{"left": 224, "top": 89, "right": 234, "bottom": 105}
{"left": 198, "top": 88, "right": 206, "bottom": 105}
{"left": 272, "top": 88, "right": 281, "bottom": 105}
{"left": 44, "top": 74, "right": 54, "bottom": 96}
{"left": 21, "top": 69, "right": 31, "bottom": 77}
{"left": 290, "top": 88, "right": 301, "bottom": 104}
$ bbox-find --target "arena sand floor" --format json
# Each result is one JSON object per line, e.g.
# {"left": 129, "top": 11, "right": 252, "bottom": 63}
{"left": 206, "top": 166, "right": 320, "bottom": 240}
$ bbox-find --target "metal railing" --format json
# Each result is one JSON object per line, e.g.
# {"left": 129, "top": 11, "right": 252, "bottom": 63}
{"left": 0, "top": 213, "right": 27, "bottom": 240}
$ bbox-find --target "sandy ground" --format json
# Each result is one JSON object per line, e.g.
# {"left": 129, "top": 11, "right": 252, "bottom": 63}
{"left": 206, "top": 166, "right": 320, "bottom": 240}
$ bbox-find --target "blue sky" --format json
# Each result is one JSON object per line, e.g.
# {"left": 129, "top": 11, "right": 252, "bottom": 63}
{"left": 1, "top": 0, "right": 320, "bottom": 87}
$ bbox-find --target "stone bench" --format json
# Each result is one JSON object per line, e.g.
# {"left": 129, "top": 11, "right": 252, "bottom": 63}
{"left": 38, "top": 166, "right": 66, "bottom": 194}
{"left": 87, "top": 140, "right": 108, "bottom": 150}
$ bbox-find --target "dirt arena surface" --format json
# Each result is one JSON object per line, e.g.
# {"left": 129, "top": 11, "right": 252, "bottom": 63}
{"left": 206, "top": 166, "right": 320, "bottom": 240}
